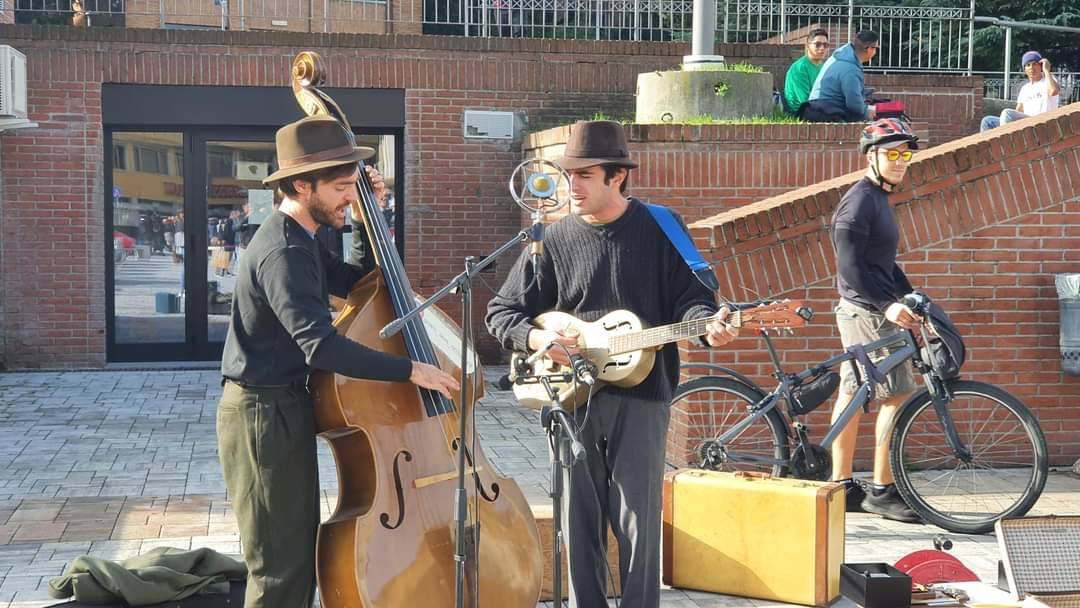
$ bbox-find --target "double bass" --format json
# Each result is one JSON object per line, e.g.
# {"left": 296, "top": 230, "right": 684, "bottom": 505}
{"left": 289, "top": 52, "right": 543, "bottom": 607}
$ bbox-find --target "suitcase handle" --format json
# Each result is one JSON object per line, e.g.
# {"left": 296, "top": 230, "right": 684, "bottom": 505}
{"left": 734, "top": 471, "right": 772, "bottom": 480}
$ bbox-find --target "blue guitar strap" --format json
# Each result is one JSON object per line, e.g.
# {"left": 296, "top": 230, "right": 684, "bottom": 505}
{"left": 644, "top": 203, "right": 720, "bottom": 292}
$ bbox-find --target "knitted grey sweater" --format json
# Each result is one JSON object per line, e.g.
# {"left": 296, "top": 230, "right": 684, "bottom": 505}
{"left": 485, "top": 198, "right": 718, "bottom": 403}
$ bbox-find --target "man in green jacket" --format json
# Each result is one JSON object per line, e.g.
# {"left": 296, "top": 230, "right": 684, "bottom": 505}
{"left": 783, "top": 28, "right": 830, "bottom": 114}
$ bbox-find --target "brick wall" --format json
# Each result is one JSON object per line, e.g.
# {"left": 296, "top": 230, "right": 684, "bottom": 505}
{"left": 0, "top": 25, "right": 988, "bottom": 368}
{"left": 0, "top": 80, "right": 105, "bottom": 368}
{"left": 0, "top": 0, "right": 12, "bottom": 25}
{"left": 670, "top": 103, "right": 1080, "bottom": 468}
{"left": 866, "top": 73, "right": 985, "bottom": 142}
{"left": 526, "top": 122, "right": 868, "bottom": 225}
{"left": 0, "top": 26, "right": 778, "bottom": 368}
{"left": 0, "top": 142, "right": 5, "bottom": 367}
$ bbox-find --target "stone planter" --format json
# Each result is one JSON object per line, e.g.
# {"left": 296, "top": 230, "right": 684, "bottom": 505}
{"left": 636, "top": 69, "right": 774, "bottom": 123}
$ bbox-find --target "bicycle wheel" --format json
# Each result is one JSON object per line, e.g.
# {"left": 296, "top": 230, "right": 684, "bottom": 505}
{"left": 669, "top": 376, "right": 790, "bottom": 476}
{"left": 890, "top": 380, "right": 1048, "bottom": 535}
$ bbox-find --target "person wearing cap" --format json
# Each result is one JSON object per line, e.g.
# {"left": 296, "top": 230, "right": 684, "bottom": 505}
{"left": 486, "top": 121, "right": 739, "bottom": 608}
{"left": 828, "top": 117, "right": 924, "bottom": 523}
{"left": 980, "top": 51, "right": 1061, "bottom": 132}
{"left": 217, "top": 114, "right": 459, "bottom": 608}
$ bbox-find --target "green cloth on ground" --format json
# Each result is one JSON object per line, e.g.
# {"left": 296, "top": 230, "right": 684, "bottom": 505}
{"left": 783, "top": 55, "right": 824, "bottom": 113}
{"left": 48, "top": 546, "right": 246, "bottom": 605}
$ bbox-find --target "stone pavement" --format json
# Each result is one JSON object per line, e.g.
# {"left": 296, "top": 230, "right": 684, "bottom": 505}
{"left": 0, "top": 369, "right": 1078, "bottom": 608}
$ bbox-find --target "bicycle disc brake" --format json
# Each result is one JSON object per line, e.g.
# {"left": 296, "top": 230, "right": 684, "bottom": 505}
{"left": 791, "top": 443, "right": 831, "bottom": 481}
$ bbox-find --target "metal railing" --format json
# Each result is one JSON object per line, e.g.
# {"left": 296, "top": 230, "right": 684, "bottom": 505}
{"left": 723, "top": 0, "right": 973, "bottom": 72}
{"left": 10, "top": 0, "right": 1077, "bottom": 98}
{"left": 12, "top": 0, "right": 972, "bottom": 55}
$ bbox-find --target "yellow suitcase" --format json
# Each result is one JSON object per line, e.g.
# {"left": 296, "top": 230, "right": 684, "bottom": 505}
{"left": 662, "top": 469, "right": 845, "bottom": 607}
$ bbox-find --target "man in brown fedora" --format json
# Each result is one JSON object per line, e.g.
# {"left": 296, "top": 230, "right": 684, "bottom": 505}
{"left": 487, "top": 120, "right": 739, "bottom": 608}
{"left": 217, "top": 114, "right": 459, "bottom": 608}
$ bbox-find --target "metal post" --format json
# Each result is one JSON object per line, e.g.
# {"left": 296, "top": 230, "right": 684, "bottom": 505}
{"left": 239, "top": 0, "right": 244, "bottom": 30}
{"left": 690, "top": 0, "right": 716, "bottom": 56}
{"left": 779, "top": 0, "right": 785, "bottom": 43}
{"left": 159, "top": 0, "right": 165, "bottom": 27}
{"left": 846, "top": 0, "right": 852, "bottom": 41}
{"left": 1003, "top": 25, "right": 1012, "bottom": 100}
{"left": 965, "top": 0, "right": 974, "bottom": 75}
{"left": 633, "top": 0, "right": 639, "bottom": 41}
{"left": 220, "top": 0, "right": 227, "bottom": 30}
{"left": 595, "top": 0, "right": 600, "bottom": 40}
{"left": 722, "top": 0, "right": 729, "bottom": 44}
{"left": 323, "top": 0, "right": 329, "bottom": 32}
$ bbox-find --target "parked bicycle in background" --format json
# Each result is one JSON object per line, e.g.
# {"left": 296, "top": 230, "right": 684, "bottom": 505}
{"left": 671, "top": 292, "right": 1048, "bottom": 534}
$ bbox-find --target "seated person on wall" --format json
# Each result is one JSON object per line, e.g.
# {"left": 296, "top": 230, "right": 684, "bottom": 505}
{"left": 783, "top": 28, "right": 830, "bottom": 114}
{"left": 980, "top": 51, "right": 1060, "bottom": 132}
{"left": 801, "top": 30, "right": 879, "bottom": 123}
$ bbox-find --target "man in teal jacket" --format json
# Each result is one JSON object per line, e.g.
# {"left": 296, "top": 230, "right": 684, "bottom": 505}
{"left": 783, "top": 28, "right": 830, "bottom": 114}
{"left": 803, "top": 30, "right": 879, "bottom": 122}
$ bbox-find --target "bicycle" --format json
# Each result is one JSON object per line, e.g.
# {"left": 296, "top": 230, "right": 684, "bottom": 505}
{"left": 671, "top": 293, "right": 1049, "bottom": 535}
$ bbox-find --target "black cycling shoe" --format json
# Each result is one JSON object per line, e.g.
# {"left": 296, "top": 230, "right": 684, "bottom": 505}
{"left": 841, "top": 479, "right": 867, "bottom": 513}
{"left": 861, "top": 484, "right": 922, "bottom": 523}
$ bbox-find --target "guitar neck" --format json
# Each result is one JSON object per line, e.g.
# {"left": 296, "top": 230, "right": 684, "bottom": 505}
{"left": 608, "top": 316, "right": 714, "bottom": 355}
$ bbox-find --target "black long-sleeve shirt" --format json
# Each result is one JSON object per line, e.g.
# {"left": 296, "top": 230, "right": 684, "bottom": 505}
{"left": 221, "top": 210, "right": 412, "bottom": 386}
{"left": 830, "top": 178, "right": 913, "bottom": 312}
{"left": 485, "top": 198, "right": 718, "bottom": 403}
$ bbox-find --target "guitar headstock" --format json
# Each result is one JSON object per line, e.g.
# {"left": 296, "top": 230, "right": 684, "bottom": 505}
{"left": 728, "top": 300, "right": 812, "bottom": 332}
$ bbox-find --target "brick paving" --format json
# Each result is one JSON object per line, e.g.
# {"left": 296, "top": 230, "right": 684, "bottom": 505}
{"left": 0, "top": 369, "right": 1077, "bottom": 608}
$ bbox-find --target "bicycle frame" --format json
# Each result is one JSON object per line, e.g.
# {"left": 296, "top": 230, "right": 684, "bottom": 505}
{"left": 714, "top": 323, "right": 972, "bottom": 468}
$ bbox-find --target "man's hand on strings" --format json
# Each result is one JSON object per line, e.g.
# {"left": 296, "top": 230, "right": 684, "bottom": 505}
{"left": 527, "top": 327, "right": 581, "bottom": 367}
{"left": 365, "top": 165, "right": 389, "bottom": 208}
{"left": 705, "top": 307, "right": 739, "bottom": 347}
{"left": 409, "top": 362, "right": 460, "bottom": 399}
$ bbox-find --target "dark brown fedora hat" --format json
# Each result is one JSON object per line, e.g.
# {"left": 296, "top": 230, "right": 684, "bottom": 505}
{"left": 555, "top": 120, "right": 638, "bottom": 170}
{"left": 263, "top": 115, "right": 376, "bottom": 185}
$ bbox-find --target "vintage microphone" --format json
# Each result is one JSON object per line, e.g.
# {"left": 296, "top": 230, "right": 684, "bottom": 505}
{"left": 508, "top": 159, "right": 569, "bottom": 277}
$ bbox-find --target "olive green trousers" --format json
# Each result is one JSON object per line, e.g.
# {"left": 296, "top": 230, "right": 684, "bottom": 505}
{"left": 217, "top": 382, "right": 320, "bottom": 608}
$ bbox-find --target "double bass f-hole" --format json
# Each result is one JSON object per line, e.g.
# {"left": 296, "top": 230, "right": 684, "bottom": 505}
{"left": 379, "top": 450, "right": 413, "bottom": 530}
{"left": 452, "top": 437, "right": 501, "bottom": 502}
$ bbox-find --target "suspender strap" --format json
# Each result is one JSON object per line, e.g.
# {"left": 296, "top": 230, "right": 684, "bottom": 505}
{"left": 644, "top": 203, "right": 719, "bottom": 292}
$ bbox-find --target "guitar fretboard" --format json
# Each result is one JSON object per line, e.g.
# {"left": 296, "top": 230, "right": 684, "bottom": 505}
{"left": 607, "top": 311, "right": 741, "bottom": 355}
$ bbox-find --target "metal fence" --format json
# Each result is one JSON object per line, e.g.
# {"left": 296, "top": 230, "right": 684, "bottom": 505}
{"left": 722, "top": 0, "right": 973, "bottom": 71}
{"left": 12, "top": 0, "right": 972, "bottom": 65}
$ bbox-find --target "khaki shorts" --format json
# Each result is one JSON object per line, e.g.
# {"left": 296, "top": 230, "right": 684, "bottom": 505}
{"left": 834, "top": 299, "right": 917, "bottom": 400}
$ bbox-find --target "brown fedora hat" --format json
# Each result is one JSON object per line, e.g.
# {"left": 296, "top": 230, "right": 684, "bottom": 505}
{"left": 263, "top": 115, "right": 376, "bottom": 185}
{"left": 555, "top": 120, "right": 638, "bottom": 170}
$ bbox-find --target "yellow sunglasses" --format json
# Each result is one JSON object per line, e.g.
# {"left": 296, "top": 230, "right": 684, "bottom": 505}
{"left": 881, "top": 149, "right": 914, "bottom": 162}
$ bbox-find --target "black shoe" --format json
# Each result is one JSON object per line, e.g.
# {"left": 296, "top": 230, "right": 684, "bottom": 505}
{"left": 861, "top": 484, "right": 922, "bottom": 523}
{"left": 841, "top": 479, "right": 867, "bottom": 513}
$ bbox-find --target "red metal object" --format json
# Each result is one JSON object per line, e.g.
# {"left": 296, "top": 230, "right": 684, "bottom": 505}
{"left": 895, "top": 550, "right": 980, "bottom": 587}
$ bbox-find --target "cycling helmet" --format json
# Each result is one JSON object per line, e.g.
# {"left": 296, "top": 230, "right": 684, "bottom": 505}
{"left": 859, "top": 118, "right": 919, "bottom": 154}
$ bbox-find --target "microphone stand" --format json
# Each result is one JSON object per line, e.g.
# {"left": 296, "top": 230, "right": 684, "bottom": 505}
{"left": 378, "top": 223, "right": 540, "bottom": 608}
{"left": 533, "top": 373, "right": 586, "bottom": 608}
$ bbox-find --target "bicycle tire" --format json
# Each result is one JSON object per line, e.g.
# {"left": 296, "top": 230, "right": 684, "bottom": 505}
{"left": 890, "top": 379, "right": 1048, "bottom": 535}
{"left": 670, "top": 376, "right": 790, "bottom": 477}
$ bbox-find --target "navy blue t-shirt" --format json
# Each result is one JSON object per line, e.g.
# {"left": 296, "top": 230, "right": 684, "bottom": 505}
{"left": 830, "top": 178, "right": 913, "bottom": 312}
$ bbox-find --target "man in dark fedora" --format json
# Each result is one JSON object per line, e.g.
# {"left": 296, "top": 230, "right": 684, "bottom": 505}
{"left": 487, "top": 120, "right": 739, "bottom": 608}
{"left": 217, "top": 114, "right": 459, "bottom": 608}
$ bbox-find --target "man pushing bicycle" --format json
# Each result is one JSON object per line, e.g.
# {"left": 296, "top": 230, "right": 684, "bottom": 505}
{"left": 828, "top": 118, "right": 924, "bottom": 523}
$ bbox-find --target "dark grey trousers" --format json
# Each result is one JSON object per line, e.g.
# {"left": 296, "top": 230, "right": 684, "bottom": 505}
{"left": 217, "top": 382, "right": 320, "bottom": 608}
{"left": 560, "top": 391, "right": 671, "bottom": 608}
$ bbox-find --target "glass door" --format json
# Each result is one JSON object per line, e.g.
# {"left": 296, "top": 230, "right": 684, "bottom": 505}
{"left": 200, "top": 138, "right": 279, "bottom": 346}
{"left": 106, "top": 131, "right": 189, "bottom": 361}
{"left": 107, "top": 127, "right": 402, "bottom": 362}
